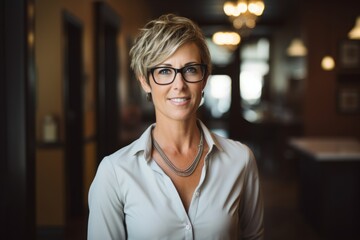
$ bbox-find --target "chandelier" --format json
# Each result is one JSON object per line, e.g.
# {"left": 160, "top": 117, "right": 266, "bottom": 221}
{"left": 223, "top": 0, "right": 265, "bottom": 30}
{"left": 212, "top": 0, "right": 265, "bottom": 48}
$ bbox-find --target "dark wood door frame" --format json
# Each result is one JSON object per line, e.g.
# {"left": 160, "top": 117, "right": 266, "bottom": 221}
{"left": 62, "top": 11, "right": 85, "bottom": 219}
{"left": 0, "top": 0, "right": 36, "bottom": 239}
{"left": 94, "top": 2, "right": 121, "bottom": 163}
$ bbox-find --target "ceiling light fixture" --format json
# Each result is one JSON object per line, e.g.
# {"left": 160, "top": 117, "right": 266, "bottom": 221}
{"left": 212, "top": 31, "right": 241, "bottom": 49}
{"left": 223, "top": 0, "right": 265, "bottom": 30}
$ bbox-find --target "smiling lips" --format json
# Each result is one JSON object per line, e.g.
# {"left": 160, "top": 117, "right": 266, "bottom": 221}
{"left": 169, "top": 97, "right": 190, "bottom": 105}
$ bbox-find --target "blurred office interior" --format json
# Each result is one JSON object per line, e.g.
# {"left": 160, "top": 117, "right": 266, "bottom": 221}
{"left": 1, "top": 0, "right": 360, "bottom": 239}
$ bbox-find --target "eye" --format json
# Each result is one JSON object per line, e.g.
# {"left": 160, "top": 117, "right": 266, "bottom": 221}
{"left": 156, "top": 68, "right": 173, "bottom": 75}
{"left": 184, "top": 65, "right": 199, "bottom": 74}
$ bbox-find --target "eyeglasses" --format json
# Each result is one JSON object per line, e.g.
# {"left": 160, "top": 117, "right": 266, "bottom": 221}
{"left": 149, "top": 64, "right": 207, "bottom": 85}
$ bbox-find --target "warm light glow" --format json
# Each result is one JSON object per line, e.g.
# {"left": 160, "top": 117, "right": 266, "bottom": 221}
{"left": 28, "top": 32, "right": 35, "bottom": 46}
{"left": 232, "top": 16, "right": 257, "bottom": 29}
{"left": 321, "top": 55, "right": 335, "bottom": 70}
{"left": 245, "top": 18, "right": 256, "bottom": 28}
{"left": 237, "top": 1, "right": 248, "bottom": 14}
{"left": 248, "top": 1, "right": 265, "bottom": 16}
{"left": 287, "top": 38, "right": 307, "bottom": 57}
{"left": 212, "top": 32, "right": 241, "bottom": 46}
{"left": 232, "top": 4, "right": 242, "bottom": 16}
{"left": 348, "top": 16, "right": 360, "bottom": 39}
{"left": 233, "top": 17, "right": 244, "bottom": 29}
{"left": 223, "top": 2, "right": 236, "bottom": 16}
{"left": 223, "top": 0, "right": 265, "bottom": 29}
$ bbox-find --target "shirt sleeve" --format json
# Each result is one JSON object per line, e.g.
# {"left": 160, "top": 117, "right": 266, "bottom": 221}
{"left": 239, "top": 147, "right": 265, "bottom": 240}
{"left": 88, "top": 157, "right": 126, "bottom": 240}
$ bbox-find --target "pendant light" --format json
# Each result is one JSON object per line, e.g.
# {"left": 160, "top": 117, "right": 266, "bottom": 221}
{"left": 348, "top": 16, "right": 360, "bottom": 39}
{"left": 287, "top": 38, "right": 307, "bottom": 57}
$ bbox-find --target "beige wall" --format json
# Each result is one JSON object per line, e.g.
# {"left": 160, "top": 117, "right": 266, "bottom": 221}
{"left": 36, "top": 149, "right": 65, "bottom": 226}
{"left": 35, "top": 0, "right": 150, "bottom": 227}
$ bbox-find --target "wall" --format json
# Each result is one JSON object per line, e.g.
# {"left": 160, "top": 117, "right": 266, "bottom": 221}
{"left": 269, "top": 0, "right": 360, "bottom": 139}
{"left": 302, "top": 0, "right": 360, "bottom": 137}
{"left": 35, "top": 0, "right": 150, "bottom": 227}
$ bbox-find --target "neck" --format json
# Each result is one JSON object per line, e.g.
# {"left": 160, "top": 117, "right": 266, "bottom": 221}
{"left": 152, "top": 118, "right": 201, "bottom": 153}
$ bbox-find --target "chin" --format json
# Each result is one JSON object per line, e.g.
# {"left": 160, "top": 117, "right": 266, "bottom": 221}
{"left": 167, "top": 111, "right": 197, "bottom": 122}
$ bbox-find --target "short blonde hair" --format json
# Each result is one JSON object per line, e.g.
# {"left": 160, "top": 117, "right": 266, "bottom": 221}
{"left": 129, "top": 14, "right": 212, "bottom": 83}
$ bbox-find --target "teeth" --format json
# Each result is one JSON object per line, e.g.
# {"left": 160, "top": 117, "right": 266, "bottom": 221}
{"left": 171, "top": 98, "right": 187, "bottom": 103}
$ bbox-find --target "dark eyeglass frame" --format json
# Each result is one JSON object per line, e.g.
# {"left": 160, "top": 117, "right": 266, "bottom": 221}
{"left": 149, "top": 63, "right": 207, "bottom": 85}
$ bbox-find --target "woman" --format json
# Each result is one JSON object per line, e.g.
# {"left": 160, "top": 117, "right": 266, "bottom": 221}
{"left": 88, "top": 14, "right": 264, "bottom": 240}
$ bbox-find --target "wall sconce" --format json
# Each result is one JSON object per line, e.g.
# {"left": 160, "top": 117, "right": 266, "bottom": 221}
{"left": 348, "top": 16, "right": 360, "bottom": 39}
{"left": 321, "top": 55, "right": 335, "bottom": 71}
{"left": 42, "top": 114, "right": 58, "bottom": 143}
{"left": 287, "top": 38, "right": 307, "bottom": 57}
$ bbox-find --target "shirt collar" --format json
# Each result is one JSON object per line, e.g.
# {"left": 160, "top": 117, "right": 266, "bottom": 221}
{"left": 130, "top": 120, "right": 224, "bottom": 162}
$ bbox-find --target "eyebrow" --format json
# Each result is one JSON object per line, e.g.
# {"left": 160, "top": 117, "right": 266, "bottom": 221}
{"left": 156, "top": 62, "right": 200, "bottom": 68}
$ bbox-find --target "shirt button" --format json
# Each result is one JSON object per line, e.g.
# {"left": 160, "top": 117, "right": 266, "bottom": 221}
{"left": 185, "top": 224, "right": 191, "bottom": 230}
{"left": 194, "top": 191, "right": 200, "bottom": 197}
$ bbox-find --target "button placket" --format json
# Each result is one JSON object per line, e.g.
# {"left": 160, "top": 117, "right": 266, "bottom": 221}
{"left": 184, "top": 221, "right": 194, "bottom": 240}
{"left": 194, "top": 190, "right": 200, "bottom": 197}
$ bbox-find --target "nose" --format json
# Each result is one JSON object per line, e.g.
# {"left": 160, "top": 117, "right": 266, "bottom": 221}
{"left": 172, "top": 71, "right": 187, "bottom": 89}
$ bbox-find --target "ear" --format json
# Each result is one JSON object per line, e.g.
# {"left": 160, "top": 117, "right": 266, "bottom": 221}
{"left": 202, "top": 75, "right": 209, "bottom": 90}
{"left": 139, "top": 76, "right": 151, "bottom": 93}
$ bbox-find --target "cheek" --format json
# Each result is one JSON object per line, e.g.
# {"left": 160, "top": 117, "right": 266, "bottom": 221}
{"left": 195, "top": 86, "right": 204, "bottom": 96}
{"left": 151, "top": 87, "right": 168, "bottom": 102}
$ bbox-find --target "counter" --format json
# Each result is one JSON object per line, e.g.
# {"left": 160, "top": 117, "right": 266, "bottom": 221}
{"left": 289, "top": 137, "right": 360, "bottom": 239}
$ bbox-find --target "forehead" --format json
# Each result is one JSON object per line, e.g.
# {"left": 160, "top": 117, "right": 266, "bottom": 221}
{"left": 161, "top": 42, "right": 201, "bottom": 65}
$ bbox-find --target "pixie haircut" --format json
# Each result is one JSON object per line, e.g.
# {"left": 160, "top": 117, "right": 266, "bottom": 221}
{"left": 129, "top": 14, "right": 212, "bottom": 83}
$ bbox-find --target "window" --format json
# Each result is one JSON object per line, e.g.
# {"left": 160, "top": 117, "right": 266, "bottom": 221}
{"left": 239, "top": 38, "right": 269, "bottom": 107}
{"left": 203, "top": 75, "right": 232, "bottom": 118}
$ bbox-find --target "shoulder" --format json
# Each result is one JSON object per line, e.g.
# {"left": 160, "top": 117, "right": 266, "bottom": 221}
{"left": 199, "top": 120, "right": 251, "bottom": 159}
{"left": 213, "top": 132, "right": 252, "bottom": 159}
{"left": 103, "top": 141, "right": 138, "bottom": 165}
{"left": 210, "top": 132, "right": 258, "bottom": 172}
{"left": 90, "top": 138, "right": 146, "bottom": 198}
{"left": 98, "top": 124, "right": 154, "bottom": 169}
{"left": 97, "top": 138, "right": 145, "bottom": 176}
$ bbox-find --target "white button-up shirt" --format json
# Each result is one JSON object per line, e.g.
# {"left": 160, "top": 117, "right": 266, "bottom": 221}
{"left": 88, "top": 121, "right": 264, "bottom": 240}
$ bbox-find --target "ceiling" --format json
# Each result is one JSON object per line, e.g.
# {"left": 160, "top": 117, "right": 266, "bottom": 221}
{"left": 147, "top": 0, "right": 299, "bottom": 37}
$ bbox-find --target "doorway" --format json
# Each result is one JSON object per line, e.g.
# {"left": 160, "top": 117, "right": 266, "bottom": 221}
{"left": 62, "top": 11, "right": 84, "bottom": 219}
{"left": 94, "top": 2, "right": 121, "bottom": 163}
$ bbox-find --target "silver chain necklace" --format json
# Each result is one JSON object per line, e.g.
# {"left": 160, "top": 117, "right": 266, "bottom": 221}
{"left": 152, "top": 129, "right": 204, "bottom": 177}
